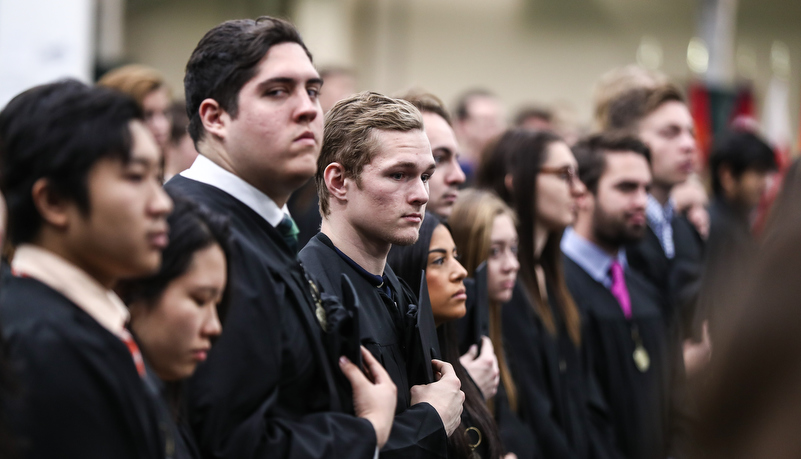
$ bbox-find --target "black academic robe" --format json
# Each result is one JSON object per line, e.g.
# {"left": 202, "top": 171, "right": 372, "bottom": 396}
{"left": 563, "top": 255, "right": 688, "bottom": 459}
{"left": 0, "top": 275, "right": 164, "bottom": 459}
{"left": 299, "top": 232, "right": 448, "bottom": 459}
{"left": 165, "top": 176, "right": 377, "bottom": 459}
{"left": 493, "top": 359, "right": 541, "bottom": 459}
{"left": 625, "top": 214, "right": 704, "bottom": 340}
{"left": 502, "top": 281, "right": 619, "bottom": 459}
{"left": 702, "top": 198, "right": 758, "bottom": 341}
{"left": 140, "top": 357, "right": 200, "bottom": 459}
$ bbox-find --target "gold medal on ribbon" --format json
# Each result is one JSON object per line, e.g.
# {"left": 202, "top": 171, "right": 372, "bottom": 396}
{"left": 633, "top": 344, "right": 650, "bottom": 372}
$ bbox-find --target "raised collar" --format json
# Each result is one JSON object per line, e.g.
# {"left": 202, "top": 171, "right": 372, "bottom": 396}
{"left": 182, "top": 154, "right": 289, "bottom": 227}
{"left": 11, "top": 244, "right": 130, "bottom": 337}
{"left": 646, "top": 194, "right": 676, "bottom": 229}
{"left": 561, "top": 227, "right": 627, "bottom": 288}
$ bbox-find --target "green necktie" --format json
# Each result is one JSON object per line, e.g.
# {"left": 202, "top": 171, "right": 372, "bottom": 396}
{"left": 276, "top": 214, "right": 300, "bottom": 254}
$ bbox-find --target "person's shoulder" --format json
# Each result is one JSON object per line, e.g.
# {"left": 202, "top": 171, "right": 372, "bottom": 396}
{"left": 298, "top": 233, "right": 343, "bottom": 286}
{"left": 1, "top": 277, "right": 85, "bottom": 339}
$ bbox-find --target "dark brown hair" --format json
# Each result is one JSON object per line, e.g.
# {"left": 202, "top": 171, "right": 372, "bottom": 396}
{"left": 605, "top": 83, "right": 686, "bottom": 133}
{"left": 184, "top": 16, "right": 310, "bottom": 144}
{"left": 571, "top": 131, "right": 652, "bottom": 194}
{"left": 504, "top": 128, "right": 582, "bottom": 345}
{"left": 399, "top": 90, "right": 452, "bottom": 126}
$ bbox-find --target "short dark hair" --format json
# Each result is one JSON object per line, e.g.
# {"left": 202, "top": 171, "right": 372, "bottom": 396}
{"left": 118, "top": 189, "right": 233, "bottom": 321}
{"left": 399, "top": 90, "right": 452, "bottom": 125}
{"left": 572, "top": 131, "right": 652, "bottom": 194}
{"left": 453, "top": 88, "right": 496, "bottom": 122}
{"left": 710, "top": 131, "right": 777, "bottom": 197}
{"left": 513, "top": 105, "right": 553, "bottom": 127}
{"left": 475, "top": 129, "right": 559, "bottom": 205}
{"left": 184, "top": 16, "right": 311, "bottom": 144}
{"left": 0, "top": 79, "right": 142, "bottom": 245}
{"left": 605, "top": 83, "right": 686, "bottom": 133}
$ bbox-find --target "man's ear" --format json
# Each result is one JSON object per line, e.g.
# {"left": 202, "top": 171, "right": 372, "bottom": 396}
{"left": 719, "top": 165, "right": 737, "bottom": 197}
{"left": 324, "top": 162, "right": 348, "bottom": 203}
{"left": 198, "top": 98, "right": 228, "bottom": 141}
{"left": 31, "top": 178, "right": 70, "bottom": 230}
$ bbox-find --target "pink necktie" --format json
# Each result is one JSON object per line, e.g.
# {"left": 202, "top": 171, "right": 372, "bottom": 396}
{"left": 609, "top": 260, "right": 632, "bottom": 319}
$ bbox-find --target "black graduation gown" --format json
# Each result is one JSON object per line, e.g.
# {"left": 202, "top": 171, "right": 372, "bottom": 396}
{"left": 492, "top": 359, "right": 541, "bottom": 459}
{"left": 502, "top": 281, "right": 617, "bottom": 459}
{"left": 702, "top": 198, "right": 758, "bottom": 339}
{"left": 563, "top": 255, "right": 688, "bottom": 459}
{"left": 0, "top": 275, "right": 164, "bottom": 459}
{"left": 299, "top": 232, "right": 448, "bottom": 459}
{"left": 140, "top": 357, "right": 200, "bottom": 459}
{"left": 625, "top": 214, "right": 704, "bottom": 339}
{"left": 165, "top": 176, "right": 377, "bottom": 459}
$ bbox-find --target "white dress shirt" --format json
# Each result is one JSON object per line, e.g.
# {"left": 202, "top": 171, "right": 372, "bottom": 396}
{"left": 181, "top": 154, "right": 291, "bottom": 227}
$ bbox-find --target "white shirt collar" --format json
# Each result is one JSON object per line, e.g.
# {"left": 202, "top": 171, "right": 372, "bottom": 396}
{"left": 11, "top": 244, "right": 130, "bottom": 337}
{"left": 181, "top": 154, "right": 289, "bottom": 227}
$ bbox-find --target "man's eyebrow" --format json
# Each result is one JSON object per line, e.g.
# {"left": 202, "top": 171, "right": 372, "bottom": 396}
{"left": 391, "top": 161, "right": 420, "bottom": 169}
{"left": 256, "top": 76, "right": 323, "bottom": 92}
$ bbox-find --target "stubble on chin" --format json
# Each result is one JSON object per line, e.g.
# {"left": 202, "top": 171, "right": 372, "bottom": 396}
{"left": 387, "top": 227, "right": 421, "bottom": 247}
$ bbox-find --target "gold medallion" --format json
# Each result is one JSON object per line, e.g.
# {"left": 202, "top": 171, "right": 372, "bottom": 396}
{"left": 633, "top": 344, "right": 650, "bottom": 372}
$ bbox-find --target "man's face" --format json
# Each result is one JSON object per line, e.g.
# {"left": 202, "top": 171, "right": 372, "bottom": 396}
{"left": 345, "top": 129, "right": 435, "bottom": 247}
{"left": 67, "top": 121, "right": 173, "bottom": 284}
{"left": 422, "top": 112, "right": 465, "bottom": 218}
{"left": 222, "top": 42, "right": 323, "bottom": 199}
{"left": 142, "top": 87, "right": 172, "bottom": 152}
{"left": 458, "top": 96, "right": 505, "bottom": 154}
{"left": 732, "top": 168, "right": 772, "bottom": 211}
{"left": 592, "top": 151, "right": 652, "bottom": 248}
{"left": 638, "top": 101, "right": 696, "bottom": 188}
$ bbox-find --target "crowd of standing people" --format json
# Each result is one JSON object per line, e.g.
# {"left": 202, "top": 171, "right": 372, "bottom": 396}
{"left": 0, "top": 13, "right": 797, "bottom": 459}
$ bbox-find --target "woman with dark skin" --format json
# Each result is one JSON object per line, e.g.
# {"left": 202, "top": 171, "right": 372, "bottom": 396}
{"left": 118, "top": 191, "right": 231, "bottom": 459}
{"left": 388, "top": 213, "right": 509, "bottom": 459}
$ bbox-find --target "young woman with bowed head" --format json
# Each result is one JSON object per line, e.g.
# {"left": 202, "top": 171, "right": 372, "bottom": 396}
{"left": 479, "top": 128, "right": 621, "bottom": 459}
{"left": 388, "top": 213, "right": 511, "bottom": 459}
{"left": 118, "top": 190, "right": 231, "bottom": 459}
{"left": 449, "top": 188, "right": 541, "bottom": 459}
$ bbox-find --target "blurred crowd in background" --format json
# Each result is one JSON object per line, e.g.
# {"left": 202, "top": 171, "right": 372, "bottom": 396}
{"left": 0, "top": 3, "right": 800, "bottom": 459}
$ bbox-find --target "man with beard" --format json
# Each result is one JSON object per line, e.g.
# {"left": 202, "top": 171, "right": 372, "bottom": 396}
{"left": 561, "top": 132, "right": 688, "bottom": 459}
{"left": 299, "top": 91, "right": 464, "bottom": 458}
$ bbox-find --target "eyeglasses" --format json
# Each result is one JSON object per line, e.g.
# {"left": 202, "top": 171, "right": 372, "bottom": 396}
{"left": 539, "top": 166, "right": 578, "bottom": 187}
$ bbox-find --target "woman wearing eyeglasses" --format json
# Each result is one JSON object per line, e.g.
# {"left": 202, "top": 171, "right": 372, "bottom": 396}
{"left": 477, "top": 129, "right": 621, "bottom": 459}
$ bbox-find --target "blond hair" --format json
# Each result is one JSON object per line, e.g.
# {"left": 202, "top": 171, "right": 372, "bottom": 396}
{"left": 98, "top": 64, "right": 168, "bottom": 107}
{"left": 450, "top": 188, "right": 519, "bottom": 412}
{"left": 593, "top": 65, "right": 667, "bottom": 131}
{"left": 318, "top": 91, "right": 424, "bottom": 216}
